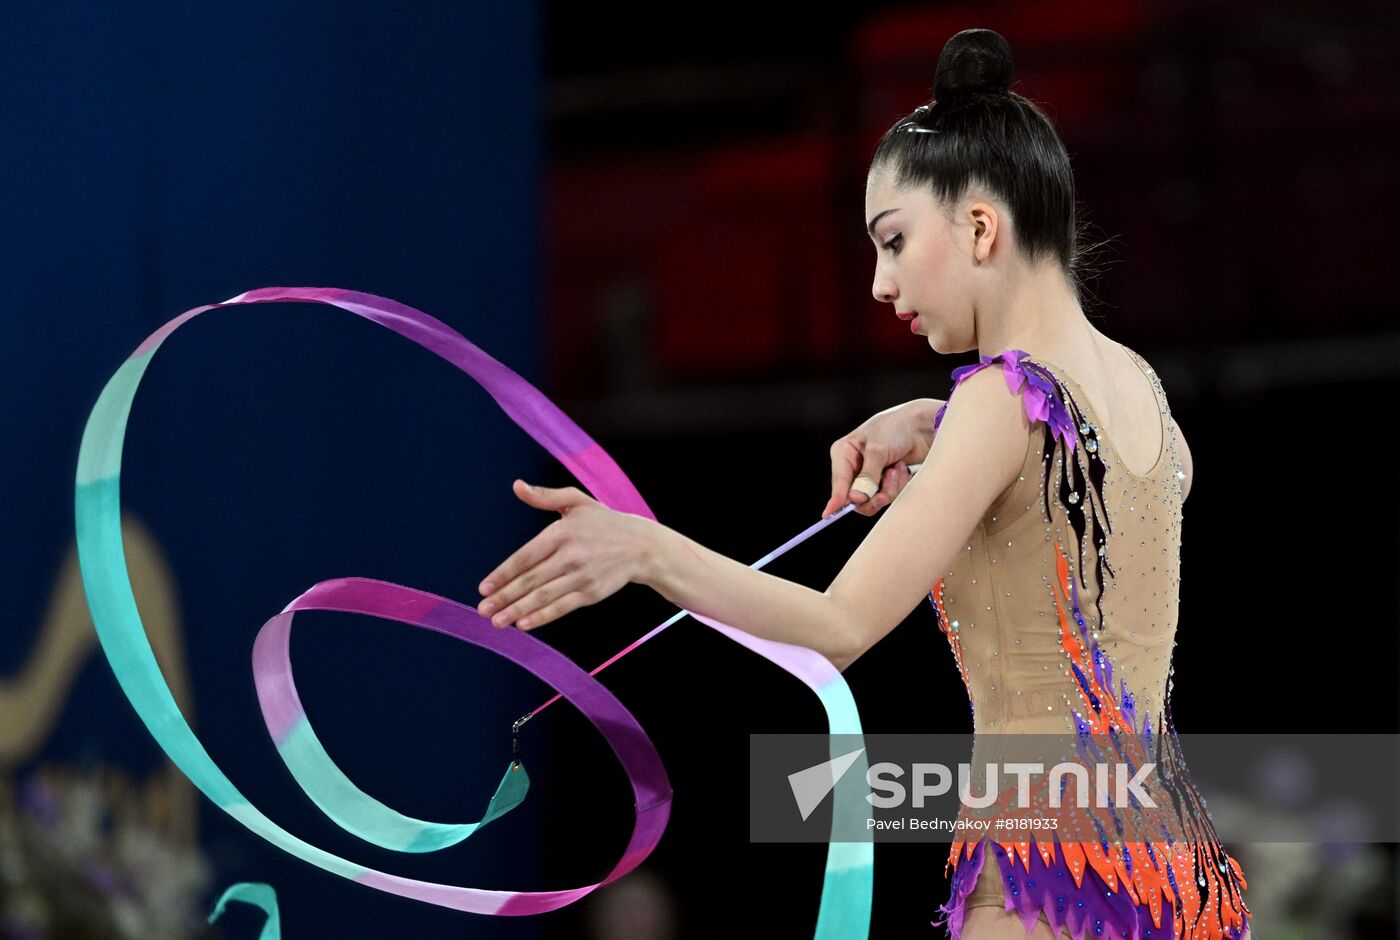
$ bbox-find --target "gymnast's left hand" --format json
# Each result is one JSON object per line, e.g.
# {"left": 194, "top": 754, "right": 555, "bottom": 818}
{"left": 475, "top": 479, "right": 655, "bottom": 632}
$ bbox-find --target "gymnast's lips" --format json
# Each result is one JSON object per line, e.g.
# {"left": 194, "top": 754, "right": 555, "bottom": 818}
{"left": 896, "top": 310, "right": 917, "bottom": 320}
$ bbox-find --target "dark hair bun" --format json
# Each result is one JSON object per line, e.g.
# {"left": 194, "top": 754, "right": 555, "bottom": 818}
{"left": 934, "top": 28, "right": 1014, "bottom": 101}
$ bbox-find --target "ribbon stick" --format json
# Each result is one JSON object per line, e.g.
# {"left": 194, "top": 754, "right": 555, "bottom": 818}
{"left": 518, "top": 499, "right": 865, "bottom": 728}
{"left": 74, "top": 287, "right": 873, "bottom": 937}
{"left": 516, "top": 464, "right": 924, "bottom": 728}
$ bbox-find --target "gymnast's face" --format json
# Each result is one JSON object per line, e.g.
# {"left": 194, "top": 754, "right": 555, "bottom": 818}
{"left": 865, "top": 162, "right": 990, "bottom": 355}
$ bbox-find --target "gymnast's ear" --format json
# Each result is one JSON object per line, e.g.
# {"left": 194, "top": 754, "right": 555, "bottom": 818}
{"left": 967, "top": 201, "right": 998, "bottom": 264}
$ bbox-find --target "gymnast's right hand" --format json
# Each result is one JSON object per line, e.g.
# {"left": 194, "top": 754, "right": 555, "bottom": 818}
{"left": 822, "top": 398, "right": 945, "bottom": 519}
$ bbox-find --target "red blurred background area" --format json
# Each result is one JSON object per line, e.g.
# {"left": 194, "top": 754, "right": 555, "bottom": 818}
{"left": 547, "top": 1, "right": 1394, "bottom": 402}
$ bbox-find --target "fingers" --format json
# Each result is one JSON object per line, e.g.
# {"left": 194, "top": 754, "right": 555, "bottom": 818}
{"left": 482, "top": 571, "right": 584, "bottom": 630}
{"left": 478, "top": 527, "right": 562, "bottom": 601}
{"left": 849, "top": 441, "right": 893, "bottom": 516}
{"left": 825, "top": 439, "right": 896, "bottom": 519}
{"left": 855, "top": 460, "right": 910, "bottom": 516}
{"left": 515, "top": 480, "right": 590, "bottom": 513}
{"left": 825, "top": 439, "right": 861, "bottom": 519}
{"left": 848, "top": 472, "right": 879, "bottom": 506}
{"left": 852, "top": 466, "right": 892, "bottom": 516}
{"left": 511, "top": 589, "right": 591, "bottom": 632}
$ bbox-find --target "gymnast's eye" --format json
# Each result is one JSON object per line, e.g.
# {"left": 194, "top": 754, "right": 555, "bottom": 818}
{"left": 883, "top": 235, "right": 903, "bottom": 255}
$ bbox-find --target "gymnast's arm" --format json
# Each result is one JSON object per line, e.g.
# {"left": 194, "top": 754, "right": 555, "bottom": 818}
{"left": 640, "top": 367, "right": 1030, "bottom": 672}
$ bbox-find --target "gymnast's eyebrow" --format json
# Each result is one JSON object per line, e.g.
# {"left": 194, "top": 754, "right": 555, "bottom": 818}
{"left": 867, "top": 208, "right": 900, "bottom": 239}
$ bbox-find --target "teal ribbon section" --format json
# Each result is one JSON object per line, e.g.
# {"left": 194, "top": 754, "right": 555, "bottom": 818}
{"left": 274, "top": 716, "right": 530, "bottom": 853}
{"left": 209, "top": 882, "right": 281, "bottom": 940}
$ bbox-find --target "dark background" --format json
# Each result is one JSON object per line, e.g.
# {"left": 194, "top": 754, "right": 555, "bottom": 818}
{"left": 2, "top": 2, "right": 1395, "bottom": 938}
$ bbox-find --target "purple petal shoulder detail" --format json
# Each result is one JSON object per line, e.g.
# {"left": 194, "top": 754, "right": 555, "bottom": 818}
{"left": 931, "top": 349, "right": 1077, "bottom": 453}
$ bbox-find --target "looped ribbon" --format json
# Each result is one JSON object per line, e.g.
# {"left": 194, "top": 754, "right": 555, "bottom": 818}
{"left": 74, "top": 287, "right": 873, "bottom": 937}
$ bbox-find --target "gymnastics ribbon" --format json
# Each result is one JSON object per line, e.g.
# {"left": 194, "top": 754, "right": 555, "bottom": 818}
{"left": 74, "top": 287, "right": 874, "bottom": 937}
{"left": 209, "top": 883, "right": 280, "bottom": 940}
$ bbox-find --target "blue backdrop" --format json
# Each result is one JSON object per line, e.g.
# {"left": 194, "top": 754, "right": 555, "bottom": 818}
{"left": 1, "top": 4, "right": 548, "bottom": 937}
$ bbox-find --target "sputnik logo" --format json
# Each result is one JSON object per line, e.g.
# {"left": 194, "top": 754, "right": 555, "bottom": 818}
{"left": 788, "top": 748, "right": 866, "bottom": 821}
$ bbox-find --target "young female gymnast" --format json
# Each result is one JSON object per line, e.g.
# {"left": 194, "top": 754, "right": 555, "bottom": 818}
{"left": 475, "top": 27, "right": 1252, "bottom": 940}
